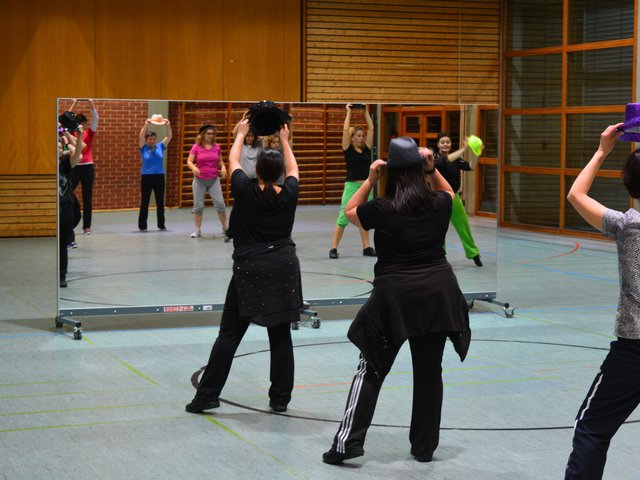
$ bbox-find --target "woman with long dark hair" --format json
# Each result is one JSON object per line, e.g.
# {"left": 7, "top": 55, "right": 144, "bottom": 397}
{"left": 323, "top": 137, "right": 471, "bottom": 465}
{"left": 58, "top": 124, "right": 85, "bottom": 287}
{"left": 434, "top": 131, "right": 482, "bottom": 266}
{"left": 186, "top": 119, "right": 302, "bottom": 414}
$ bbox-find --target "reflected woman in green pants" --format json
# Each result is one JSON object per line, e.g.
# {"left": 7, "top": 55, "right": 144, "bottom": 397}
{"left": 434, "top": 131, "right": 482, "bottom": 266}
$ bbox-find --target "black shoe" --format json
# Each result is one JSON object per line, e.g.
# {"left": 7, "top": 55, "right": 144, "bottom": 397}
{"left": 269, "top": 401, "right": 287, "bottom": 413}
{"left": 329, "top": 248, "right": 339, "bottom": 259}
{"left": 472, "top": 254, "right": 483, "bottom": 267}
{"left": 60, "top": 278, "right": 67, "bottom": 288}
{"left": 322, "top": 447, "right": 364, "bottom": 465}
{"left": 185, "top": 398, "right": 220, "bottom": 413}
{"left": 413, "top": 452, "right": 433, "bottom": 462}
{"left": 362, "top": 247, "right": 376, "bottom": 257}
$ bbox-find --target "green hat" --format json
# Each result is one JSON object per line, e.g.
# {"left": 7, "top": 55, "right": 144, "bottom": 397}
{"left": 467, "top": 135, "right": 484, "bottom": 156}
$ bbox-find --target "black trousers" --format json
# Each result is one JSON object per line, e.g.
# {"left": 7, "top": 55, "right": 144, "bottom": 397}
{"left": 138, "top": 174, "right": 165, "bottom": 230}
{"left": 71, "top": 164, "right": 95, "bottom": 230}
{"left": 331, "top": 333, "right": 447, "bottom": 457}
{"left": 194, "top": 281, "right": 295, "bottom": 406}
{"left": 565, "top": 338, "right": 640, "bottom": 479}
{"left": 59, "top": 202, "right": 74, "bottom": 280}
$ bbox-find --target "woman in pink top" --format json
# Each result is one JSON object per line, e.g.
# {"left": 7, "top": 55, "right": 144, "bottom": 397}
{"left": 186, "top": 125, "right": 228, "bottom": 238}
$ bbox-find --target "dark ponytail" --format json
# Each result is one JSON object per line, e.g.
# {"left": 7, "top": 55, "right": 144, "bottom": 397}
{"left": 255, "top": 149, "right": 284, "bottom": 206}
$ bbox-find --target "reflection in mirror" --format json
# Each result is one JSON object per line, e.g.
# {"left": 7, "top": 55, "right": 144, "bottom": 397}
{"left": 57, "top": 99, "right": 498, "bottom": 318}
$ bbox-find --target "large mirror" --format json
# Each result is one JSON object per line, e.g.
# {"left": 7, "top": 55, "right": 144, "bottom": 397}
{"left": 56, "top": 99, "right": 498, "bottom": 321}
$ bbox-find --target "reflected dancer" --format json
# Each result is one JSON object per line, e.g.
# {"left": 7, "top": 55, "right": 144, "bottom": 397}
{"left": 137, "top": 115, "right": 172, "bottom": 232}
{"left": 434, "top": 131, "right": 482, "bottom": 267}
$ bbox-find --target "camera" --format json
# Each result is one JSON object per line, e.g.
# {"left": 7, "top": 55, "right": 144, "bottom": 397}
{"left": 349, "top": 103, "right": 366, "bottom": 110}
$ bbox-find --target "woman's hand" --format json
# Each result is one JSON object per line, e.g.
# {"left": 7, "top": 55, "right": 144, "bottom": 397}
{"left": 368, "top": 159, "right": 387, "bottom": 184}
{"left": 419, "top": 147, "right": 435, "bottom": 174}
{"left": 278, "top": 123, "right": 291, "bottom": 145}
{"left": 236, "top": 119, "right": 250, "bottom": 138}
{"left": 192, "top": 167, "right": 200, "bottom": 177}
{"left": 599, "top": 122, "right": 624, "bottom": 156}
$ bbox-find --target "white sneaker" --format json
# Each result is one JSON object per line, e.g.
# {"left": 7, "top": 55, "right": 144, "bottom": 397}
{"left": 190, "top": 231, "right": 201, "bottom": 238}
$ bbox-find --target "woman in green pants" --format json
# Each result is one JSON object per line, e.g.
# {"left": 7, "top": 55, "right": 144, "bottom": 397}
{"left": 434, "top": 131, "right": 482, "bottom": 266}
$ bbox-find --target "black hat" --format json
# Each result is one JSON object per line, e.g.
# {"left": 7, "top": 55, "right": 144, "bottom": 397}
{"left": 386, "top": 137, "right": 423, "bottom": 169}
{"left": 58, "top": 111, "right": 79, "bottom": 132}
{"left": 248, "top": 100, "right": 291, "bottom": 136}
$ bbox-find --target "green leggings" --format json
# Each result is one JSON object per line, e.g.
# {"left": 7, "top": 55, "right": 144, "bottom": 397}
{"left": 448, "top": 193, "right": 480, "bottom": 259}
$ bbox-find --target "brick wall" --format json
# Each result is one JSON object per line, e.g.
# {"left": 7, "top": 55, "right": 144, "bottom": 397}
{"left": 60, "top": 100, "right": 183, "bottom": 211}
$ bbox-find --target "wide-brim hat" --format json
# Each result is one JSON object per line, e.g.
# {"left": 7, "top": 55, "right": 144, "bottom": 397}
{"left": 58, "top": 111, "right": 79, "bottom": 132}
{"left": 149, "top": 114, "right": 168, "bottom": 125}
{"left": 620, "top": 103, "right": 640, "bottom": 142}
{"left": 386, "top": 137, "right": 423, "bottom": 169}
{"left": 248, "top": 100, "right": 291, "bottom": 136}
{"left": 467, "top": 135, "right": 484, "bottom": 156}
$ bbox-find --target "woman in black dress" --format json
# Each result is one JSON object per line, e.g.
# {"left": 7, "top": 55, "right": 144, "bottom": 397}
{"left": 186, "top": 119, "right": 302, "bottom": 414}
{"left": 58, "top": 124, "right": 84, "bottom": 287}
{"left": 323, "top": 137, "right": 471, "bottom": 465}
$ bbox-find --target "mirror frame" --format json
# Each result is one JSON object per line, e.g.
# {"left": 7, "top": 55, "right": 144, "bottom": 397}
{"left": 56, "top": 98, "right": 499, "bottom": 321}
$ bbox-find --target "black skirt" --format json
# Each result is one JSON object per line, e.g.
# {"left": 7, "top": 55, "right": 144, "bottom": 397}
{"left": 348, "top": 261, "right": 470, "bottom": 376}
{"left": 231, "top": 238, "right": 303, "bottom": 327}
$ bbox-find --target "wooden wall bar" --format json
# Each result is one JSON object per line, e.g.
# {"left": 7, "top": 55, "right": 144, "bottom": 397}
{"left": 304, "top": 0, "right": 500, "bottom": 104}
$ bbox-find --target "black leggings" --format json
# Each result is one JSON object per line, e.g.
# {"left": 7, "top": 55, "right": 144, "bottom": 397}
{"left": 71, "top": 164, "right": 94, "bottom": 230}
{"left": 194, "top": 281, "right": 295, "bottom": 406}
{"left": 138, "top": 174, "right": 165, "bottom": 230}
{"left": 59, "top": 202, "right": 75, "bottom": 279}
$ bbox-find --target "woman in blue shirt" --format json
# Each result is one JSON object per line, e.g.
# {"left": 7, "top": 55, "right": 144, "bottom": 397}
{"left": 138, "top": 117, "right": 172, "bottom": 231}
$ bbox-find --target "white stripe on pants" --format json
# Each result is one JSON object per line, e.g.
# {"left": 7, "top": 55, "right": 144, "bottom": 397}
{"left": 336, "top": 356, "right": 367, "bottom": 453}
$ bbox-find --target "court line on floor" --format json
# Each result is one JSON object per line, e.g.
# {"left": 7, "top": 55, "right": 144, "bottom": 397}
{"left": 508, "top": 311, "right": 616, "bottom": 340}
{"left": 515, "top": 241, "right": 581, "bottom": 264}
{"left": 204, "top": 416, "right": 306, "bottom": 479}
{"left": 190, "top": 338, "right": 634, "bottom": 432}
{"left": 507, "top": 262, "right": 618, "bottom": 283}
{"left": 0, "top": 415, "right": 187, "bottom": 434}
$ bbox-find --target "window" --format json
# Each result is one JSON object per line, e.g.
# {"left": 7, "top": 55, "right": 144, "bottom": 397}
{"left": 569, "top": 0, "right": 634, "bottom": 44}
{"left": 506, "top": 0, "right": 563, "bottom": 49}
{"left": 506, "top": 55, "right": 562, "bottom": 108}
{"left": 502, "top": 0, "right": 635, "bottom": 235}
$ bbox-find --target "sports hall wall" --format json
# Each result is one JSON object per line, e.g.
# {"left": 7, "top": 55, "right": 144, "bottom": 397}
{"left": 0, "top": 0, "right": 500, "bottom": 237}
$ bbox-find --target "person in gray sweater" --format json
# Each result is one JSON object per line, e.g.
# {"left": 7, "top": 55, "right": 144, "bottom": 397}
{"left": 565, "top": 121, "right": 640, "bottom": 479}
